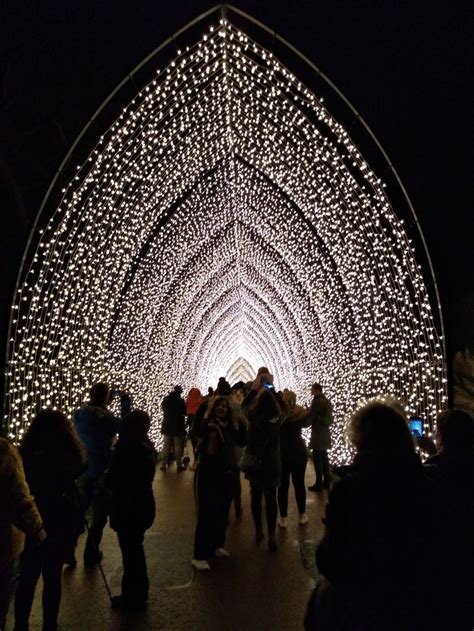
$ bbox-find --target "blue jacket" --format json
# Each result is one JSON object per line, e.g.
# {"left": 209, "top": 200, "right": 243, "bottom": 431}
{"left": 74, "top": 398, "right": 130, "bottom": 479}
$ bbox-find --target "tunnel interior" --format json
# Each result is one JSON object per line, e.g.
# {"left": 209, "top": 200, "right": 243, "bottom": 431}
{"left": 4, "top": 13, "right": 446, "bottom": 463}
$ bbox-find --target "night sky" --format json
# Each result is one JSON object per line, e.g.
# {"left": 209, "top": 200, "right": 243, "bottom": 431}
{"left": 1, "top": 0, "right": 473, "bottom": 386}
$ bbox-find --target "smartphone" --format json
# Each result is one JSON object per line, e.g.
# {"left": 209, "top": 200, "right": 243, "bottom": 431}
{"left": 409, "top": 418, "right": 423, "bottom": 438}
{"left": 263, "top": 382, "right": 274, "bottom": 390}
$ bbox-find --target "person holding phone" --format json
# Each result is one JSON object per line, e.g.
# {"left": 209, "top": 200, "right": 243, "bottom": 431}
{"left": 242, "top": 369, "right": 286, "bottom": 551}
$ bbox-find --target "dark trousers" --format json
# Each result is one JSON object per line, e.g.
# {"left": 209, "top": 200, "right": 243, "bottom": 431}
{"left": 231, "top": 468, "right": 242, "bottom": 515}
{"left": 116, "top": 528, "right": 148, "bottom": 605}
{"left": 80, "top": 477, "right": 108, "bottom": 562}
{"left": 0, "top": 558, "right": 13, "bottom": 631}
{"left": 278, "top": 457, "right": 307, "bottom": 516}
{"left": 194, "top": 466, "right": 233, "bottom": 560}
{"left": 14, "top": 539, "right": 64, "bottom": 631}
{"left": 312, "top": 449, "right": 331, "bottom": 487}
{"left": 250, "top": 483, "right": 278, "bottom": 537}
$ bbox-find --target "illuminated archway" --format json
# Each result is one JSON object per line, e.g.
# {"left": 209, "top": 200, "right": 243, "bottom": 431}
{"left": 4, "top": 6, "right": 447, "bottom": 462}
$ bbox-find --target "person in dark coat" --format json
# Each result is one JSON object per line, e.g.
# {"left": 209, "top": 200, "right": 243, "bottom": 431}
{"left": 278, "top": 390, "right": 311, "bottom": 527}
{"left": 160, "top": 385, "right": 187, "bottom": 471}
{"left": 242, "top": 371, "right": 285, "bottom": 551}
{"left": 14, "top": 410, "right": 85, "bottom": 631}
{"left": 305, "top": 400, "right": 440, "bottom": 631}
{"left": 192, "top": 397, "right": 247, "bottom": 571}
{"left": 424, "top": 409, "right": 474, "bottom": 629}
{"left": 307, "top": 383, "right": 333, "bottom": 491}
{"left": 73, "top": 382, "right": 131, "bottom": 565}
{"left": 107, "top": 410, "right": 156, "bottom": 610}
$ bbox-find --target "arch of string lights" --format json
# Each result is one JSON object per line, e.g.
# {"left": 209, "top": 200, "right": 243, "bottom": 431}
{"left": 4, "top": 7, "right": 447, "bottom": 462}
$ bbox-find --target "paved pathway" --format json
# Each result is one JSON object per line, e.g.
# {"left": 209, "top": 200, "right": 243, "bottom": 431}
{"left": 7, "top": 464, "right": 328, "bottom": 630}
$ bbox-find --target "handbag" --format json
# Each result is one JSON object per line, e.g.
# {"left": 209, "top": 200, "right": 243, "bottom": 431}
{"left": 238, "top": 447, "right": 262, "bottom": 474}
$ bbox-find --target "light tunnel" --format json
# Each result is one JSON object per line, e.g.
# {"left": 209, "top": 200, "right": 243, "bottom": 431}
{"left": 4, "top": 7, "right": 447, "bottom": 463}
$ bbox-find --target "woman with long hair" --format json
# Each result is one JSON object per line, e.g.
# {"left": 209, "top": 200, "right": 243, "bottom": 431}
{"left": 242, "top": 371, "right": 285, "bottom": 551}
{"left": 14, "top": 409, "right": 85, "bottom": 631}
{"left": 107, "top": 410, "right": 157, "bottom": 610}
{"left": 192, "top": 397, "right": 247, "bottom": 570}
{"left": 277, "top": 390, "right": 311, "bottom": 527}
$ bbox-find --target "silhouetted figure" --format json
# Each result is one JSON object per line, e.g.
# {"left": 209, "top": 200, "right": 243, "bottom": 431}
{"left": 308, "top": 383, "right": 333, "bottom": 491}
{"left": 424, "top": 409, "right": 474, "bottom": 629}
{"left": 192, "top": 397, "right": 247, "bottom": 570}
{"left": 107, "top": 410, "right": 157, "bottom": 611}
{"left": 278, "top": 390, "right": 311, "bottom": 527}
{"left": 305, "top": 400, "right": 439, "bottom": 631}
{"left": 242, "top": 371, "right": 285, "bottom": 551}
{"left": 0, "top": 438, "right": 45, "bottom": 630}
{"left": 74, "top": 382, "right": 130, "bottom": 565}
{"left": 14, "top": 410, "right": 85, "bottom": 631}
{"left": 186, "top": 388, "right": 203, "bottom": 470}
{"left": 160, "top": 385, "right": 186, "bottom": 471}
{"left": 229, "top": 383, "right": 247, "bottom": 519}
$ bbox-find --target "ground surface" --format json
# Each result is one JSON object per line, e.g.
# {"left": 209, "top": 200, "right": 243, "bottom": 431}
{"left": 7, "top": 461, "right": 327, "bottom": 630}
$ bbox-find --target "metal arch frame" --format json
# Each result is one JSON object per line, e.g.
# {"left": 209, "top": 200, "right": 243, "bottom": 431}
{"left": 4, "top": 3, "right": 447, "bottom": 421}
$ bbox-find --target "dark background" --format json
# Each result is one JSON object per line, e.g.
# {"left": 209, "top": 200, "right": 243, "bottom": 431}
{"left": 1, "top": 0, "right": 472, "bottom": 391}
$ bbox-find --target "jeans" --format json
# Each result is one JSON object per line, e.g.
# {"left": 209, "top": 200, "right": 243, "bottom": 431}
{"left": 194, "top": 466, "right": 233, "bottom": 560}
{"left": 250, "top": 483, "right": 278, "bottom": 538}
{"left": 80, "top": 477, "right": 109, "bottom": 563}
{"left": 116, "top": 528, "right": 148, "bottom": 604}
{"left": 312, "top": 449, "right": 331, "bottom": 488}
{"left": 14, "top": 538, "right": 64, "bottom": 631}
{"left": 278, "top": 457, "right": 307, "bottom": 516}
{"left": 162, "top": 435, "right": 183, "bottom": 467}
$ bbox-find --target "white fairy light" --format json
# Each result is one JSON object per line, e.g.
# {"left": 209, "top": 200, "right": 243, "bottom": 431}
{"left": 4, "top": 18, "right": 446, "bottom": 463}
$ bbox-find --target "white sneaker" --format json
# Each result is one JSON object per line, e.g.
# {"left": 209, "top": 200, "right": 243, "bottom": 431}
{"left": 299, "top": 513, "right": 308, "bottom": 525}
{"left": 214, "top": 548, "right": 230, "bottom": 558}
{"left": 191, "top": 559, "right": 211, "bottom": 570}
{"left": 278, "top": 516, "right": 288, "bottom": 528}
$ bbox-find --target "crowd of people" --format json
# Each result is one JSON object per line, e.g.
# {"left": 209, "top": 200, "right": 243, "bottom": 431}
{"left": 1, "top": 369, "right": 473, "bottom": 630}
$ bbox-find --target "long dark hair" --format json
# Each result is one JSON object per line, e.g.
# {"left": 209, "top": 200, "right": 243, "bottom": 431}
{"left": 207, "top": 396, "right": 232, "bottom": 423}
{"left": 20, "top": 408, "right": 85, "bottom": 465}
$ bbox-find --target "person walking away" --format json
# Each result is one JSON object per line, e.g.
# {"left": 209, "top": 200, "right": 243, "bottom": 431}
{"left": 305, "top": 399, "right": 440, "bottom": 631}
{"left": 160, "top": 385, "right": 187, "bottom": 471}
{"left": 73, "top": 382, "right": 131, "bottom": 566}
{"left": 0, "top": 438, "right": 45, "bottom": 631}
{"left": 192, "top": 397, "right": 247, "bottom": 570}
{"left": 278, "top": 390, "right": 311, "bottom": 527}
{"left": 424, "top": 409, "right": 474, "bottom": 629}
{"left": 14, "top": 410, "right": 85, "bottom": 631}
{"left": 242, "top": 371, "right": 285, "bottom": 551}
{"left": 308, "top": 383, "right": 333, "bottom": 491}
{"left": 107, "top": 410, "right": 157, "bottom": 610}
{"left": 185, "top": 388, "right": 203, "bottom": 471}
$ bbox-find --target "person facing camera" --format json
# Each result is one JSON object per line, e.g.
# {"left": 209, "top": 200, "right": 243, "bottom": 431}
{"left": 107, "top": 410, "right": 157, "bottom": 611}
{"left": 192, "top": 397, "right": 247, "bottom": 570}
{"left": 242, "top": 370, "right": 286, "bottom": 551}
{"left": 305, "top": 399, "right": 440, "bottom": 631}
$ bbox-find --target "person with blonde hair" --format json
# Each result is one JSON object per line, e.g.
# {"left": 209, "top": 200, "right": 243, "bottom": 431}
{"left": 277, "top": 390, "right": 311, "bottom": 527}
{"left": 0, "top": 438, "right": 45, "bottom": 630}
